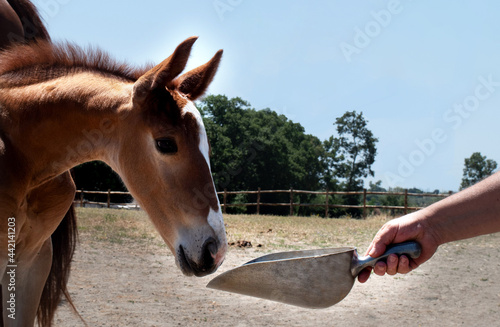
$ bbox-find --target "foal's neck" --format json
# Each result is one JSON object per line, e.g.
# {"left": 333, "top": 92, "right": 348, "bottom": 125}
{"left": 0, "top": 72, "right": 133, "bottom": 188}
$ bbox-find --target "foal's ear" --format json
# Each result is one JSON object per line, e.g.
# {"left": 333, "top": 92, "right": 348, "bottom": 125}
{"left": 133, "top": 36, "right": 198, "bottom": 102}
{"left": 171, "top": 49, "right": 223, "bottom": 101}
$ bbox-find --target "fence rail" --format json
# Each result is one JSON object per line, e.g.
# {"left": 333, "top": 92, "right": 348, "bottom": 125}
{"left": 74, "top": 189, "right": 137, "bottom": 209}
{"left": 75, "top": 188, "right": 452, "bottom": 218}
{"left": 219, "top": 188, "right": 452, "bottom": 217}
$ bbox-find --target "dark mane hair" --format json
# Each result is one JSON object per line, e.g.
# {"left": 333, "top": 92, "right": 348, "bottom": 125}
{"left": 0, "top": 41, "right": 152, "bottom": 86}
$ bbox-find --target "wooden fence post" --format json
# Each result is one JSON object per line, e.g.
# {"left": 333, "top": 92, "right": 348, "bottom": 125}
{"left": 404, "top": 189, "right": 408, "bottom": 215}
{"left": 325, "top": 189, "right": 329, "bottom": 218}
{"left": 107, "top": 189, "right": 111, "bottom": 208}
{"left": 289, "top": 188, "right": 294, "bottom": 216}
{"left": 80, "top": 190, "right": 84, "bottom": 207}
{"left": 223, "top": 189, "right": 227, "bottom": 214}
{"left": 257, "top": 187, "right": 261, "bottom": 215}
{"left": 363, "top": 189, "right": 367, "bottom": 219}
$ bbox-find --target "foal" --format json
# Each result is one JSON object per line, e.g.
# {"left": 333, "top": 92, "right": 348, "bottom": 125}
{"left": 0, "top": 36, "right": 227, "bottom": 326}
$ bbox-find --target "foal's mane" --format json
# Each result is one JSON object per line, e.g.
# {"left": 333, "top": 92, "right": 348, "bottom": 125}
{"left": 0, "top": 41, "right": 152, "bottom": 86}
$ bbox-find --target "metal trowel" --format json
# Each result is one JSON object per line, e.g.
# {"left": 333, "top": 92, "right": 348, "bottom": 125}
{"left": 207, "top": 241, "right": 421, "bottom": 309}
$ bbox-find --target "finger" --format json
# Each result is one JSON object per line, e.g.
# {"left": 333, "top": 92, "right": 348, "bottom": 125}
{"left": 386, "top": 254, "right": 398, "bottom": 275}
{"left": 397, "top": 255, "right": 411, "bottom": 274}
{"left": 357, "top": 267, "right": 372, "bottom": 283}
{"left": 368, "top": 223, "right": 398, "bottom": 258}
{"left": 373, "top": 261, "right": 387, "bottom": 276}
{"left": 365, "top": 242, "right": 375, "bottom": 256}
{"left": 367, "top": 236, "right": 387, "bottom": 258}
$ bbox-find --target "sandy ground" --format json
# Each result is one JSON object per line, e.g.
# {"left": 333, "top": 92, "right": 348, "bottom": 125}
{"left": 54, "top": 232, "right": 500, "bottom": 327}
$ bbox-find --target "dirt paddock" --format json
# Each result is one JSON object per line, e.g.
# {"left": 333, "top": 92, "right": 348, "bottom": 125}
{"left": 54, "top": 211, "right": 500, "bottom": 327}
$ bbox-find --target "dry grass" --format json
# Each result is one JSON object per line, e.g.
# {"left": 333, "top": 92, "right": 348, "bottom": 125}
{"left": 224, "top": 214, "right": 390, "bottom": 252}
{"left": 75, "top": 208, "right": 393, "bottom": 252}
{"left": 75, "top": 208, "right": 161, "bottom": 246}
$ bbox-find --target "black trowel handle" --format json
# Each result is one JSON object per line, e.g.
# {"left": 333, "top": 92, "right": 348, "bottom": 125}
{"left": 351, "top": 241, "right": 422, "bottom": 277}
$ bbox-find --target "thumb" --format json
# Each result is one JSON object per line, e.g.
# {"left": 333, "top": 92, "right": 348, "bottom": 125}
{"left": 367, "top": 222, "right": 399, "bottom": 257}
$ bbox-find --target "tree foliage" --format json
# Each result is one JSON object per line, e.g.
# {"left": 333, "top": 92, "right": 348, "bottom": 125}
{"left": 323, "top": 111, "right": 378, "bottom": 217}
{"left": 324, "top": 111, "right": 378, "bottom": 191}
{"left": 460, "top": 152, "right": 497, "bottom": 190}
{"left": 199, "top": 95, "right": 325, "bottom": 191}
{"left": 199, "top": 95, "right": 325, "bottom": 214}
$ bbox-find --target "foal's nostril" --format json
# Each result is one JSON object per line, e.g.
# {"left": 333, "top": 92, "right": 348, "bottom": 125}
{"left": 177, "top": 236, "right": 222, "bottom": 277}
{"left": 204, "top": 237, "right": 218, "bottom": 258}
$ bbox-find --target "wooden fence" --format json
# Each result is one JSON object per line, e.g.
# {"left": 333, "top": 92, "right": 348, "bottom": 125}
{"left": 219, "top": 188, "right": 452, "bottom": 218}
{"left": 74, "top": 189, "right": 136, "bottom": 209}
{"left": 75, "top": 188, "right": 452, "bottom": 218}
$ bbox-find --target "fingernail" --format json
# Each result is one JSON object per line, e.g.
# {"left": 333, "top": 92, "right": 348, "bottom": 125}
{"left": 388, "top": 254, "right": 397, "bottom": 263}
{"left": 374, "top": 261, "right": 386, "bottom": 275}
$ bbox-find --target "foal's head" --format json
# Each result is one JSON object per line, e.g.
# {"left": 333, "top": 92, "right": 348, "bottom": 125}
{"left": 115, "top": 37, "right": 226, "bottom": 276}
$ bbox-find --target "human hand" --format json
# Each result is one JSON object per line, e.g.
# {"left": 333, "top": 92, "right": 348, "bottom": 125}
{"left": 357, "top": 211, "right": 440, "bottom": 283}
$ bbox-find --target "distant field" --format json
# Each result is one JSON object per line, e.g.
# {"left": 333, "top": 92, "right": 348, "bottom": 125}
{"left": 75, "top": 207, "right": 391, "bottom": 251}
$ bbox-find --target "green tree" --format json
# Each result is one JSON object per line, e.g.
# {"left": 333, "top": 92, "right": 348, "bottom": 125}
{"left": 321, "top": 137, "right": 340, "bottom": 191}
{"left": 460, "top": 152, "right": 497, "bottom": 190}
{"left": 325, "top": 111, "right": 378, "bottom": 191}
{"left": 323, "top": 111, "right": 378, "bottom": 217}
{"left": 199, "top": 95, "right": 325, "bottom": 215}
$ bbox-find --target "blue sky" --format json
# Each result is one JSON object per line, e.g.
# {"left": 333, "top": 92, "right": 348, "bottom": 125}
{"left": 32, "top": 0, "right": 500, "bottom": 192}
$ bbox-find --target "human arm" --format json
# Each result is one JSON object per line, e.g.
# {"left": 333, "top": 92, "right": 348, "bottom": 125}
{"left": 358, "top": 171, "right": 500, "bottom": 283}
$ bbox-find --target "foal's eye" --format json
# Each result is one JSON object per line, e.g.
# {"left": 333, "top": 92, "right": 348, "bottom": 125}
{"left": 155, "top": 138, "right": 178, "bottom": 154}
